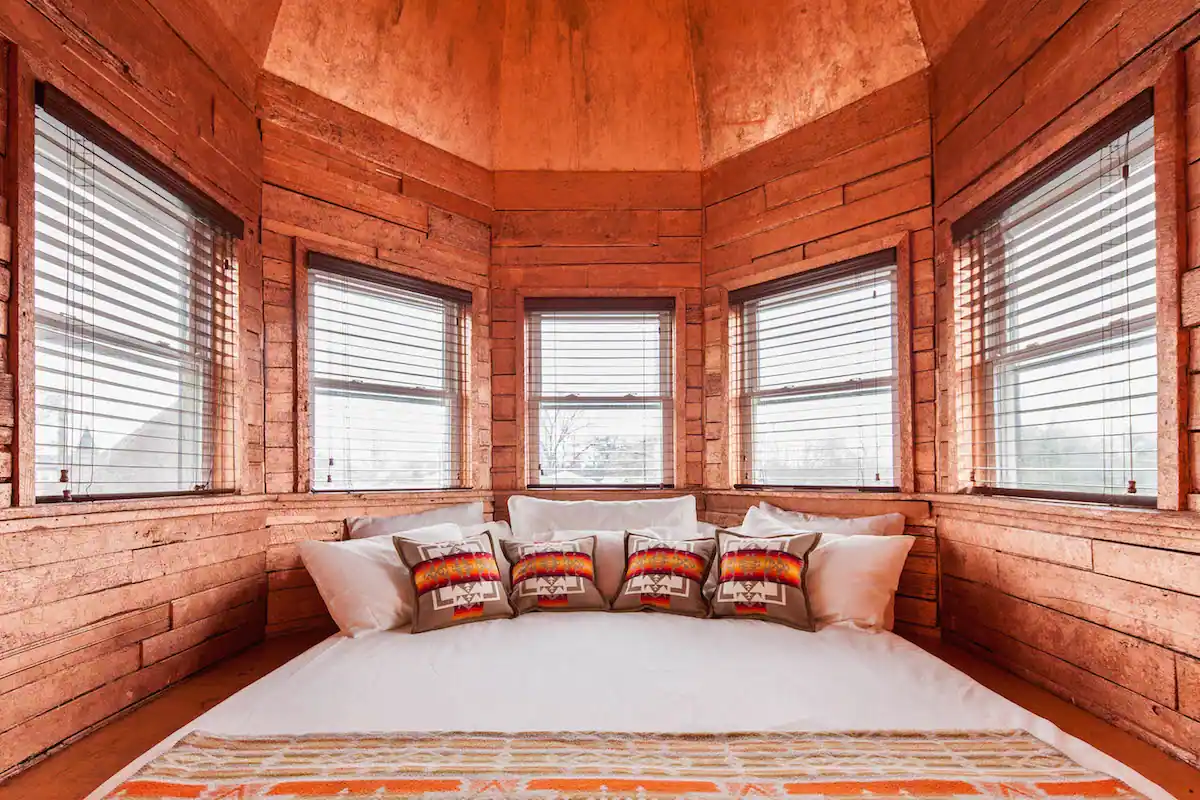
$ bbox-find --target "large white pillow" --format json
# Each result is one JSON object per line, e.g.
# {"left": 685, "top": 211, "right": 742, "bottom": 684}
{"left": 741, "top": 506, "right": 913, "bottom": 632}
{"left": 507, "top": 495, "right": 698, "bottom": 539}
{"left": 754, "top": 502, "right": 906, "bottom": 536}
{"left": 345, "top": 501, "right": 486, "bottom": 539}
{"left": 808, "top": 533, "right": 914, "bottom": 631}
{"left": 299, "top": 522, "right": 463, "bottom": 636}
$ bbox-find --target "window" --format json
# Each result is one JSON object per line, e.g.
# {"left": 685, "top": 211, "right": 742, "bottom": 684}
{"left": 525, "top": 299, "right": 674, "bottom": 487}
{"left": 33, "top": 87, "right": 240, "bottom": 501}
{"left": 309, "top": 254, "right": 470, "bottom": 491}
{"left": 730, "top": 252, "right": 899, "bottom": 488}
{"left": 953, "top": 95, "right": 1156, "bottom": 504}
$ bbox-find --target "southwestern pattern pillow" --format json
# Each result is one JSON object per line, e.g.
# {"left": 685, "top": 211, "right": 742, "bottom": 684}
{"left": 611, "top": 533, "right": 716, "bottom": 617}
{"left": 710, "top": 530, "right": 822, "bottom": 631}
{"left": 500, "top": 537, "right": 608, "bottom": 614}
{"left": 394, "top": 532, "right": 514, "bottom": 633}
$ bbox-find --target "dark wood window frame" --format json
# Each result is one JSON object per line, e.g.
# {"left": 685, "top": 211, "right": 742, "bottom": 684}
{"left": 9, "top": 76, "right": 244, "bottom": 506}
{"left": 515, "top": 290, "right": 687, "bottom": 491}
{"left": 292, "top": 242, "right": 482, "bottom": 494}
{"left": 940, "top": 57, "right": 1190, "bottom": 511}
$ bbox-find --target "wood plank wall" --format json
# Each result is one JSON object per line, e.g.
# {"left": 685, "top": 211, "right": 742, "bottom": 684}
{"left": 252, "top": 74, "right": 498, "bottom": 638}
{"left": 489, "top": 171, "right": 706, "bottom": 498}
{"left": 255, "top": 72, "right": 494, "bottom": 499}
{"left": 0, "top": 5, "right": 500, "bottom": 779}
{"left": 929, "top": 0, "right": 1200, "bottom": 768}
{"left": 696, "top": 72, "right": 939, "bottom": 638}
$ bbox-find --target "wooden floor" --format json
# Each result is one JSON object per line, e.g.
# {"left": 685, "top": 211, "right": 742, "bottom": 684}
{"left": 1, "top": 633, "right": 1197, "bottom": 799}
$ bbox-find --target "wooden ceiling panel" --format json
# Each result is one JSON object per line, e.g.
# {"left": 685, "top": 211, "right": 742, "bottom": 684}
{"left": 204, "top": 0, "right": 287, "bottom": 66}
{"left": 264, "top": 0, "right": 505, "bottom": 169}
{"left": 262, "top": 0, "right": 938, "bottom": 170}
{"left": 494, "top": 0, "right": 701, "bottom": 171}
{"left": 907, "top": 0, "right": 989, "bottom": 63}
{"left": 687, "top": 0, "right": 929, "bottom": 167}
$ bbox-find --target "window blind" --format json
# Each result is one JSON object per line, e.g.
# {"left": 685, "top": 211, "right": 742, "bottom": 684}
{"left": 952, "top": 96, "right": 1156, "bottom": 505}
{"left": 730, "top": 252, "right": 898, "bottom": 489}
{"left": 33, "top": 98, "right": 239, "bottom": 501}
{"left": 526, "top": 299, "right": 674, "bottom": 487}
{"left": 309, "top": 255, "right": 470, "bottom": 491}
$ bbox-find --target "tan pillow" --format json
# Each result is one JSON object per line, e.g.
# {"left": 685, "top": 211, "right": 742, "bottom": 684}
{"left": 500, "top": 537, "right": 608, "bottom": 615}
{"left": 393, "top": 531, "right": 513, "bottom": 633}
{"left": 710, "top": 530, "right": 822, "bottom": 631}
{"left": 611, "top": 532, "right": 716, "bottom": 617}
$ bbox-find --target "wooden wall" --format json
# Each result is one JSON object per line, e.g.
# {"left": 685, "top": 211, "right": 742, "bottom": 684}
{"left": 0, "top": 4, "right": 499, "bottom": 779}
{"left": 693, "top": 71, "right": 939, "bottom": 637}
{"left": 929, "top": 0, "right": 1200, "bottom": 769}
{"left": 255, "top": 73, "right": 494, "bottom": 497}
{"left": 489, "top": 171, "right": 705, "bottom": 496}
{"left": 0, "top": 0, "right": 269, "bottom": 778}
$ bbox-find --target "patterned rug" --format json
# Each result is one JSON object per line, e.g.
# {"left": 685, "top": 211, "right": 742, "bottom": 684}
{"left": 103, "top": 729, "right": 1147, "bottom": 798}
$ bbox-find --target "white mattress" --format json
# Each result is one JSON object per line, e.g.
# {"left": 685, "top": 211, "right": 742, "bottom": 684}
{"left": 90, "top": 613, "right": 1170, "bottom": 798}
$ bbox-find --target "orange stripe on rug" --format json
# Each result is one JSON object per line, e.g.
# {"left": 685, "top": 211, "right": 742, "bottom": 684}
{"left": 1036, "top": 779, "right": 1140, "bottom": 796}
{"left": 105, "top": 781, "right": 207, "bottom": 798}
{"left": 528, "top": 778, "right": 720, "bottom": 793}
{"left": 266, "top": 779, "right": 462, "bottom": 795}
{"left": 785, "top": 779, "right": 982, "bottom": 795}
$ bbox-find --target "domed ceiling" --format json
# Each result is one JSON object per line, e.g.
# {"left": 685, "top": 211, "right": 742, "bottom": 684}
{"left": 228, "top": 0, "right": 986, "bottom": 171}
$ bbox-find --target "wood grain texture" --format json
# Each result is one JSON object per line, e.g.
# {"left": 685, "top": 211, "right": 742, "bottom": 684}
{"left": 699, "top": 76, "right": 935, "bottom": 503}
{"left": 264, "top": 0, "right": 503, "bottom": 169}
{"left": 495, "top": 0, "right": 700, "bottom": 171}
{"left": 686, "top": 0, "right": 927, "bottom": 166}
{"left": 937, "top": 495, "right": 1200, "bottom": 766}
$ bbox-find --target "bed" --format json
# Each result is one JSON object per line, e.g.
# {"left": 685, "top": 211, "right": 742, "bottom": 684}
{"left": 90, "top": 612, "right": 1169, "bottom": 798}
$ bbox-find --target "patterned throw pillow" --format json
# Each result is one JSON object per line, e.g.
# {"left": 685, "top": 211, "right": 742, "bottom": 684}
{"left": 710, "top": 530, "right": 822, "bottom": 631}
{"left": 611, "top": 533, "right": 716, "bottom": 617}
{"left": 500, "top": 537, "right": 608, "bottom": 614}
{"left": 394, "top": 532, "right": 514, "bottom": 633}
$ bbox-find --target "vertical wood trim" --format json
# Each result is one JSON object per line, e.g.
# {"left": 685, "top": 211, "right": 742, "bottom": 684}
{"left": 514, "top": 293, "right": 527, "bottom": 488}
{"left": 896, "top": 232, "right": 916, "bottom": 493}
{"left": 715, "top": 289, "right": 731, "bottom": 489}
{"left": 7, "top": 49, "right": 35, "bottom": 507}
{"left": 672, "top": 291, "right": 688, "bottom": 488}
{"left": 1153, "top": 54, "right": 1188, "bottom": 511}
{"left": 466, "top": 287, "right": 485, "bottom": 489}
{"left": 934, "top": 220, "right": 958, "bottom": 494}
{"left": 292, "top": 239, "right": 311, "bottom": 494}
{"left": 727, "top": 290, "right": 746, "bottom": 486}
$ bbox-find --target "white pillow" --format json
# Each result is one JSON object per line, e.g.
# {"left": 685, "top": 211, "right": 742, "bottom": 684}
{"left": 507, "top": 495, "right": 698, "bottom": 539}
{"left": 753, "top": 502, "right": 907, "bottom": 536}
{"left": 741, "top": 506, "right": 913, "bottom": 631}
{"left": 345, "top": 501, "right": 486, "bottom": 539}
{"left": 807, "top": 533, "right": 915, "bottom": 631}
{"left": 299, "top": 522, "right": 462, "bottom": 636}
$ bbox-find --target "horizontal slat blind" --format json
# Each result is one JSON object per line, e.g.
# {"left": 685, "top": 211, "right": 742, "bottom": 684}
{"left": 731, "top": 253, "right": 898, "bottom": 488}
{"left": 310, "top": 263, "right": 469, "bottom": 491}
{"left": 34, "top": 106, "right": 238, "bottom": 501}
{"left": 954, "top": 108, "right": 1156, "bottom": 504}
{"left": 526, "top": 301, "right": 674, "bottom": 487}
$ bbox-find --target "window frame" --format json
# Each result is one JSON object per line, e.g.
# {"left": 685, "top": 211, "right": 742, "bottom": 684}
{"left": 944, "top": 79, "right": 1188, "bottom": 510}
{"left": 294, "top": 246, "right": 479, "bottom": 494}
{"left": 26, "top": 83, "right": 242, "bottom": 504}
{"left": 729, "top": 249, "right": 905, "bottom": 492}
{"left": 517, "top": 291, "right": 686, "bottom": 490}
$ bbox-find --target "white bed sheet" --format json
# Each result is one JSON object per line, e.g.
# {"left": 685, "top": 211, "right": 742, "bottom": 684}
{"left": 90, "top": 613, "right": 1170, "bottom": 799}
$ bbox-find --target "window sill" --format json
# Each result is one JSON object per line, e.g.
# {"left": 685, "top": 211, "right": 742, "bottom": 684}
{"left": 926, "top": 492, "right": 1200, "bottom": 537}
